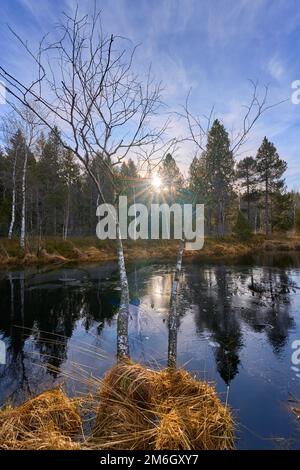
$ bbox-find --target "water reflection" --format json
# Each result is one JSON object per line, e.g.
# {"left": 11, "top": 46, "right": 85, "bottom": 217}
{"left": 0, "top": 259, "right": 299, "bottom": 448}
{"left": 0, "top": 265, "right": 120, "bottom": 402}
{"left": 180, "top": 264, "right": 297, "bottom": 383}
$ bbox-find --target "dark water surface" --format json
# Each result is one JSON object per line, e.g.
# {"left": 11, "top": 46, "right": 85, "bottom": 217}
{"left": 0, "top": 254, "right": 300, "bottom": 449}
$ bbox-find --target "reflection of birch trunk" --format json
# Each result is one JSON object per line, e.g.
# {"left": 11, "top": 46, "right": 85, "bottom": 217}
{"left": 168, "top": 239, "right": 185, "bottom": 368}
{"left": 20, "top": 147, "right": 28, "bottom": 249}
{"left": 20, "top": 272, "right": 25, "bottom": 326}
{"left": 9, "top": 273, "right": 14, "bottom": 327}
{"left": 8, "top": 149, "right": 18, "bottom": 239}
{"left": 116, "top": 223, "right": 130, "bottom": 359}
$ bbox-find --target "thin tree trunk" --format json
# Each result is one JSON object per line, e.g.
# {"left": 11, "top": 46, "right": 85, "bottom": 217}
{"left": 9, "top": 273, "right": 14, "bottom": 324}
{"left": 20, "top": 147, "right": 28, "bottom": 249}
{"left": 54, "top": 207, "right": 57, "bottom": 236}
{"left": 246, "top": 172, "right": 250, "bottom": 222}
{"left": 8, "top": 149, "right": 17, "bottom": 239}
{"left": 168, "top": 239, "right": 185, "bottom": 368}
{"left": 265, "top": 179, "right": 269, "bottom": 236}
{"left": 247, "top": 189, "right": 250, "bottom": 223}
{"left": 116, "top": 222, "right": 130, "bottom": 359}
{"left": 218, "top": 200, "right": 225, "bottom": 237}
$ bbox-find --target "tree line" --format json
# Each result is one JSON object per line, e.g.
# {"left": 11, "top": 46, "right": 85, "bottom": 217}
{"left": 189, "top": 119, "right": 300, "bottom": 238}
{"left": 0, "top": 117, "right": 299, "bottom": 244}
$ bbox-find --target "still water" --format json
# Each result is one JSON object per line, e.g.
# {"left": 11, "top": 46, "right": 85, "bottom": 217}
{"left": 0, "top": 255, "right": 300, "bottom": 449}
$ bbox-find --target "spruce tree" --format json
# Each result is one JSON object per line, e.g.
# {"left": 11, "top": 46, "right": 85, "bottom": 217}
{"left": 233, "top": 210, "right": 252, "bottom": 241}
{"left": 189, "top": 154, "right": 207, "bottom": 199}
{"left": 119, "top": 158, "right": 138, "bottom": 200}
{"left": 271, "top": 191, "right": 293, "bottom": 231}
{"left": 160, "top": 153, "right": 184, "bottom": 203}
{"left": 161, "top": 154, "right": 183, "bottom": 186}
{"left": 205, "top": 119, "right": 235, "bottom": 237}
{"left": 256, "top": 137, "right": 287, "bottom": 236}
{"left": 236, "top": 156, "right": 257, "bottom": 222}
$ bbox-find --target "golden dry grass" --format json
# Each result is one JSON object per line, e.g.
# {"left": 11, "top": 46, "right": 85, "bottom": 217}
{"left": 90, "top": 361, "right": 234, "bottom": 450}
{"left": 0, "top": 388, "right": 81, "bottom": 450}
{"left": 1, "top": 235, "right": 300, "bottom": 268}
{"left": 0, "top": 363, "right": 235, "bottom": 450}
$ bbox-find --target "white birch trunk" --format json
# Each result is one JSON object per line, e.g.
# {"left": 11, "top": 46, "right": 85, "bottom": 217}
{"left": 8, "top": 150, "right": 17, "bottom": 239}
{"left": 116, "top": 222, "right": 130, "bottom": 359}
{"left": 167, "top": 239, "right": 185, "bottom": 368}
{"left": 20, "top": 147, "right": 28, "bottom": 249}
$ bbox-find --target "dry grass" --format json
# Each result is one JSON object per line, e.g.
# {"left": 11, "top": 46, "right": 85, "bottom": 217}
{"left": 89, "top": 361, "right": 234, "bottom": 450}
{"left": 0, "top": 363, "right": 234, "bottom": 450}
{"left": 0, "top": 388, "right": 81, "bottom": 450}
{"left": 1, "top": 235, "right": 300, "bottom": 268}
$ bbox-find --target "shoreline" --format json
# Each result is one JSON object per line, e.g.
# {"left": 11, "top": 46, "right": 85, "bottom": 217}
{"left": 0, "top": 235, "right": 300, "bottom": 269}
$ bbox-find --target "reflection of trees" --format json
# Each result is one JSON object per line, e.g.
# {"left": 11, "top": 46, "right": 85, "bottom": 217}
{"left": 213, "top": 267, "right": 242, "bottom": 384}
{"left": 31, "top": 287, "right": 84, "bottom": 374}
{"left": 242, "top": 268, "right": 295, "bottom": 353}
{"left": 181, "top": 264, "right": 295, "bottom": 384}
{"left": 0, "top": 272, "right": 118, "bottom": 402}
{"left": 0, "top": 274, "right": 32, "bottom": 403}
{"left": 188, "top": 266, "right": 243, "bottom": 384}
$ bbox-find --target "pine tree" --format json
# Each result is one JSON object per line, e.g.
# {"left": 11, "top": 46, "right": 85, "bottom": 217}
{"left": 60, "top": 149, "right": 80, "bottom": 239}
{"left": 205, "top": 119, "right": 235, "bottom": 237}
{"left": 256, "top": 137, "right": 287, "bottom": 236}
{"left": 271, "top": 191, "right": 293, "bottom": 231}
{"left": 160, "top": 153, "right": 184, "bottom": 203}
{"left": 119, "top": 158, "right": 138, "bottom": 199}
{"left": 37, "top": 127, "right": 66, "bottom": 235}
{"left": 236, "top": 156, "right": 257, "bottom": 222}
{"left": 233, "top": 210, "right": 253, "bottom": 241}
{"left": 189, "top": 154, "right": 207, "bottom": 198}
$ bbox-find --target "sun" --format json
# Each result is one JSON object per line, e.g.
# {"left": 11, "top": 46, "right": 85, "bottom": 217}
{"left": 152, "top": 174, "right": 162, "bottom": 191}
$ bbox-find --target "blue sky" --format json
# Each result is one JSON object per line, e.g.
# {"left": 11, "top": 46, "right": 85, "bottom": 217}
{"left": 0, "top": 0, "right": 300, "bottom": 188}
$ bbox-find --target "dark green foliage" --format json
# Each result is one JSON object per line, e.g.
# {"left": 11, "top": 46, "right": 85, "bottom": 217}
{"left": 236, "top": 156, "right": 257, "bottom": 222}
{"left": 256, "top": 137, "right": 287, "bottom": 235}
{"left": 161, "top": 153, "right": 184, "bottom": 189}
{"left": 271, "top": 191, "right": 293, "bottom": 231}
{"left": 189, "top": 154, "right": 207, "bottom": 203}
{"left": 233, "top": 211, "right": 253, "bottom": 241}
{"left": 203, "top": 120, "right": 235, "bottom": 237}
{"left": 0, "top": 117, "right": 295, "bottom": 241}
{"left": 119, "top": 158, "right": 139, "bottom": 200}
{"left": 296, "top": 208, "right": 300, "bottom": 232}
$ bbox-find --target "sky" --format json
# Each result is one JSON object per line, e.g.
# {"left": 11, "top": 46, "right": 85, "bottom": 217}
{"left": 0, "top": 0, "right": 299, "bottom": 188}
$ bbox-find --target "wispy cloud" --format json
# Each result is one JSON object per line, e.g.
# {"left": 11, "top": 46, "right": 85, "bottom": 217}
{"left": 0, "top": 0, "right": 299, "bottom": 187}
{"left": 268, "top": 57, "right": 285, "bottom": 81}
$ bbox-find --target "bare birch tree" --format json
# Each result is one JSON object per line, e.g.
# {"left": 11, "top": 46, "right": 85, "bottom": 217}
{"left": 0, "top": 7, "right": 169, "bottom": 358}
{"left": 1, "top": 116, "right": 19, "bottom": 239}
{"left": 164, "top": 82, "right": 285, "bottom": 368}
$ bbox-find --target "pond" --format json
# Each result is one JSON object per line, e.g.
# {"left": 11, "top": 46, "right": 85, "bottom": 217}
{"left": 0, "top": 254, "right": 300, "bottom": 449}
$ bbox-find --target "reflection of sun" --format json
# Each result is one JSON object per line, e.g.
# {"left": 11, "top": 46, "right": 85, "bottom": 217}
{"left": 152, "top": 175, "right": 162, "bottom": 191}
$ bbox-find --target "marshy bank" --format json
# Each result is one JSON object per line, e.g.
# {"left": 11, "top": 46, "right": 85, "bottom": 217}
{"left": 0, "top": 361, "right": 234, "bottom": 450}
{"left": 1, "top": 235, "right": 300, "bottom": 269}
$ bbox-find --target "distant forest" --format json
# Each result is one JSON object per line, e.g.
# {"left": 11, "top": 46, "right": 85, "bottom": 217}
{"left": 0, "top": 118, "right": 300, "bottom": 246}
